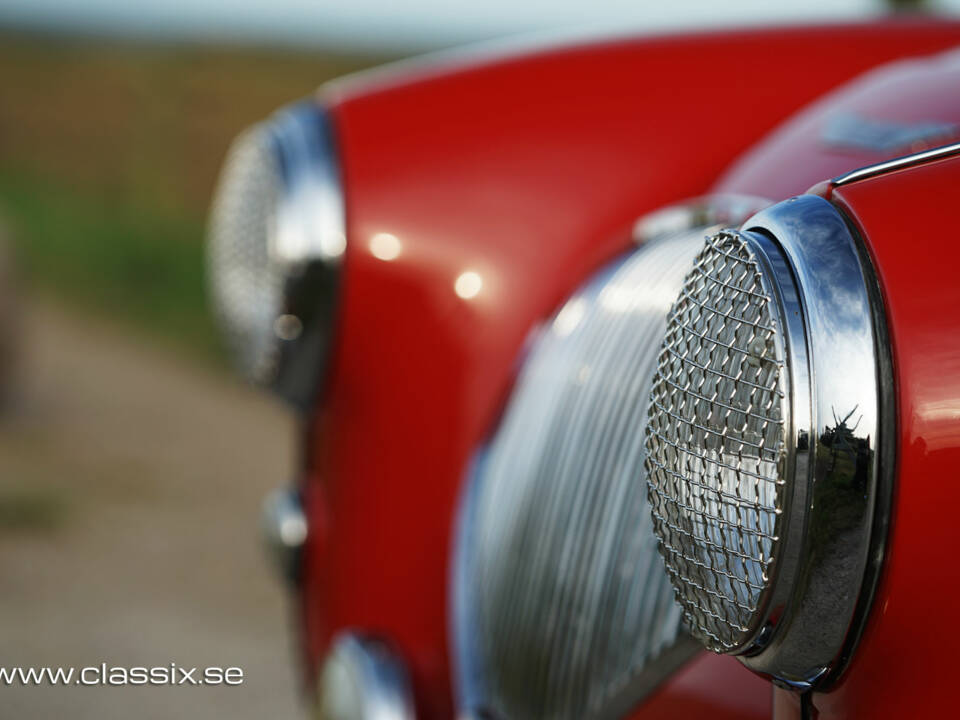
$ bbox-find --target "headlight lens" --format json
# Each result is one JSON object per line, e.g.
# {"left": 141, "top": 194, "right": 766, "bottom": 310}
{"left": 208, "top": 100, "right": 344, "bottom": 407}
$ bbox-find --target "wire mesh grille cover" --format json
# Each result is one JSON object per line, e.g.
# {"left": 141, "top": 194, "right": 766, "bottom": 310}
{"left": 455, "top": 232, "right": 712, "bottom": 720}
{"left": 207, "top": 125, "right": 285, "bottom": 382}
{"left": 645, "top": 230, "right": 787, "bottom": 653}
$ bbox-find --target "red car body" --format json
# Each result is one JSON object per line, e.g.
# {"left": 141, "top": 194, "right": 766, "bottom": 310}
{"left": 251, "top": 18, "right": 960, "bottom": 720}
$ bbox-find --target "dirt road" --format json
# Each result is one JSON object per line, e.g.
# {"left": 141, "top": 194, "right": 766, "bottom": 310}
{"left": 0, "top": 300, "right": 304, "bottom": 718}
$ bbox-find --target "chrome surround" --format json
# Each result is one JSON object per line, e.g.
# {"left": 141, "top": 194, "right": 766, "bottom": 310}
{"left": 725, "top": 195, "right": 891, "bottom": 688}
{"left": 832, "top": 140, "right": 960, "bottom": 186}
{"left": 209, "top": 99, "right": 344, "bottom": 409}
{"left": 316, "top": 633, "right": 415, "bottom": 720}
{"left": 267, "top": 101, "right": 345, "bottom": 409}
{"left": 260, "top": 487, "right": 308, "bottom": 584}
{"left": 268, "top": 102, "right": 346, "bottom": 267}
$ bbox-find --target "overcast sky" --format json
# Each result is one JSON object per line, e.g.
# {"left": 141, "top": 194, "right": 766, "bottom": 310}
{"left": 0, "top": 0, "right": 946, "bottom": 52}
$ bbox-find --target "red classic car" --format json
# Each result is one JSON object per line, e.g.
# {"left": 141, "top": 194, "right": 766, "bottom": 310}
{"left": 207, "top": 17, "right": 960, "bottom": 720}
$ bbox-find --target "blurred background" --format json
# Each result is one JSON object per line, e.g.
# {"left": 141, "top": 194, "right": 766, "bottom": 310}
{"left": 0, "top": 0, "right": 950, "bottom": 717}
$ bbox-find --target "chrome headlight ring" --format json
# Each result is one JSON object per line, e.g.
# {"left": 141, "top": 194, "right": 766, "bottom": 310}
{"left": 208, "top": 100, "right": 344, "bottom": 408}
{"left": 644, "top": 194, "right": 893, "bottom": 689}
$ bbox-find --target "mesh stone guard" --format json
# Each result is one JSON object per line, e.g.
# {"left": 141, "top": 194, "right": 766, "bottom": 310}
{"left": 645, "top": 230, "right": 788, "bottom": 653}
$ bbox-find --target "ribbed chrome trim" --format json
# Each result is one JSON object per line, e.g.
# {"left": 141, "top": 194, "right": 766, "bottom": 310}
{"left": 454, "top": 227, "right": 713, "bottom": 719}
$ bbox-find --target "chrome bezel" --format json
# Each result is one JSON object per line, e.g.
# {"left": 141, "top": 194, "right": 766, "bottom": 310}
{"left": 317, "top": 633, "right": 415, "bottom": 720}
{"left": 267, "top": 101, "right": 345, "bottom": 409}
{"left": 260, "top": 487, "right": 307, "bottom": 585}
{"left": 727, "top": 195, "right": 890, "bottom": 689}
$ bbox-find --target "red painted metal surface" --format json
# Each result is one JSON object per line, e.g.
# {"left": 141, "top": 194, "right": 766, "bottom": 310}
{"left": 716, "top": 44, "right": 960, "bottom": 201}
{"left": 299, "top": 21, "right": 960, "bottom": 718}
{"left": 628, "top": 654, "right": 771, "bottom": 720}
{"left": 810, "top": 154, "right": 960, "bottom": 720}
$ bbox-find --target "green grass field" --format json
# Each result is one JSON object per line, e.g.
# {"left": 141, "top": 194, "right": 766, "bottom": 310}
{"left": 0, "top": 32, "right": 390, "bottom": 363}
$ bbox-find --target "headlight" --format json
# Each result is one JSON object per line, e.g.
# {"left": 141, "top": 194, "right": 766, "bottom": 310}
{"left": 644, "top": 195, "right": 892, "bottom": 689}
{"left": 207, "top": 100, "right": 344, "bottom": 408}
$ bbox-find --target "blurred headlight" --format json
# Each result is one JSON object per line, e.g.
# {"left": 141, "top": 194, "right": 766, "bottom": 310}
{"left": 208, "top": 100, "right": 344, "bottom": 408}
{"left": 644, "top": 196, "right": 892, "bottom": 689}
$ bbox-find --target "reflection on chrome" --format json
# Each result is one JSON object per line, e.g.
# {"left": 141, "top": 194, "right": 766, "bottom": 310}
{"left": 261, "top": 488, "right": 308, "bottom": 584}
{"left": 316, "top": 634, "right": 415, "bottom": 720}
{"left": 273, "top": 313, "right": 304, "bottom": 341}
{"left": 269, "top": 103, "right": 346, "bottom": 264}
{"left": 737, "top": 196, "right": 889, "bottom": 689}
{"left": 551, "top": 297, "right": 586, "bottom": 337}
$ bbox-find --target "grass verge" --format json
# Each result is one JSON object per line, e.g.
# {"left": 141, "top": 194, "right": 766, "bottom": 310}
{"left": 0, "top": 169, "right": 220, "bottom": 363}
{"left": 0, "top": 33, "right": 389, "bottom": 363}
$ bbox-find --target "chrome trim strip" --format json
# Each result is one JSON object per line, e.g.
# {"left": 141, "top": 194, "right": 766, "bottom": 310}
{"left": 832, "top": 140, "right": 960, "bottom": 186}
{"left": 734, "top": 195, "right": 889, "bottom": 689}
